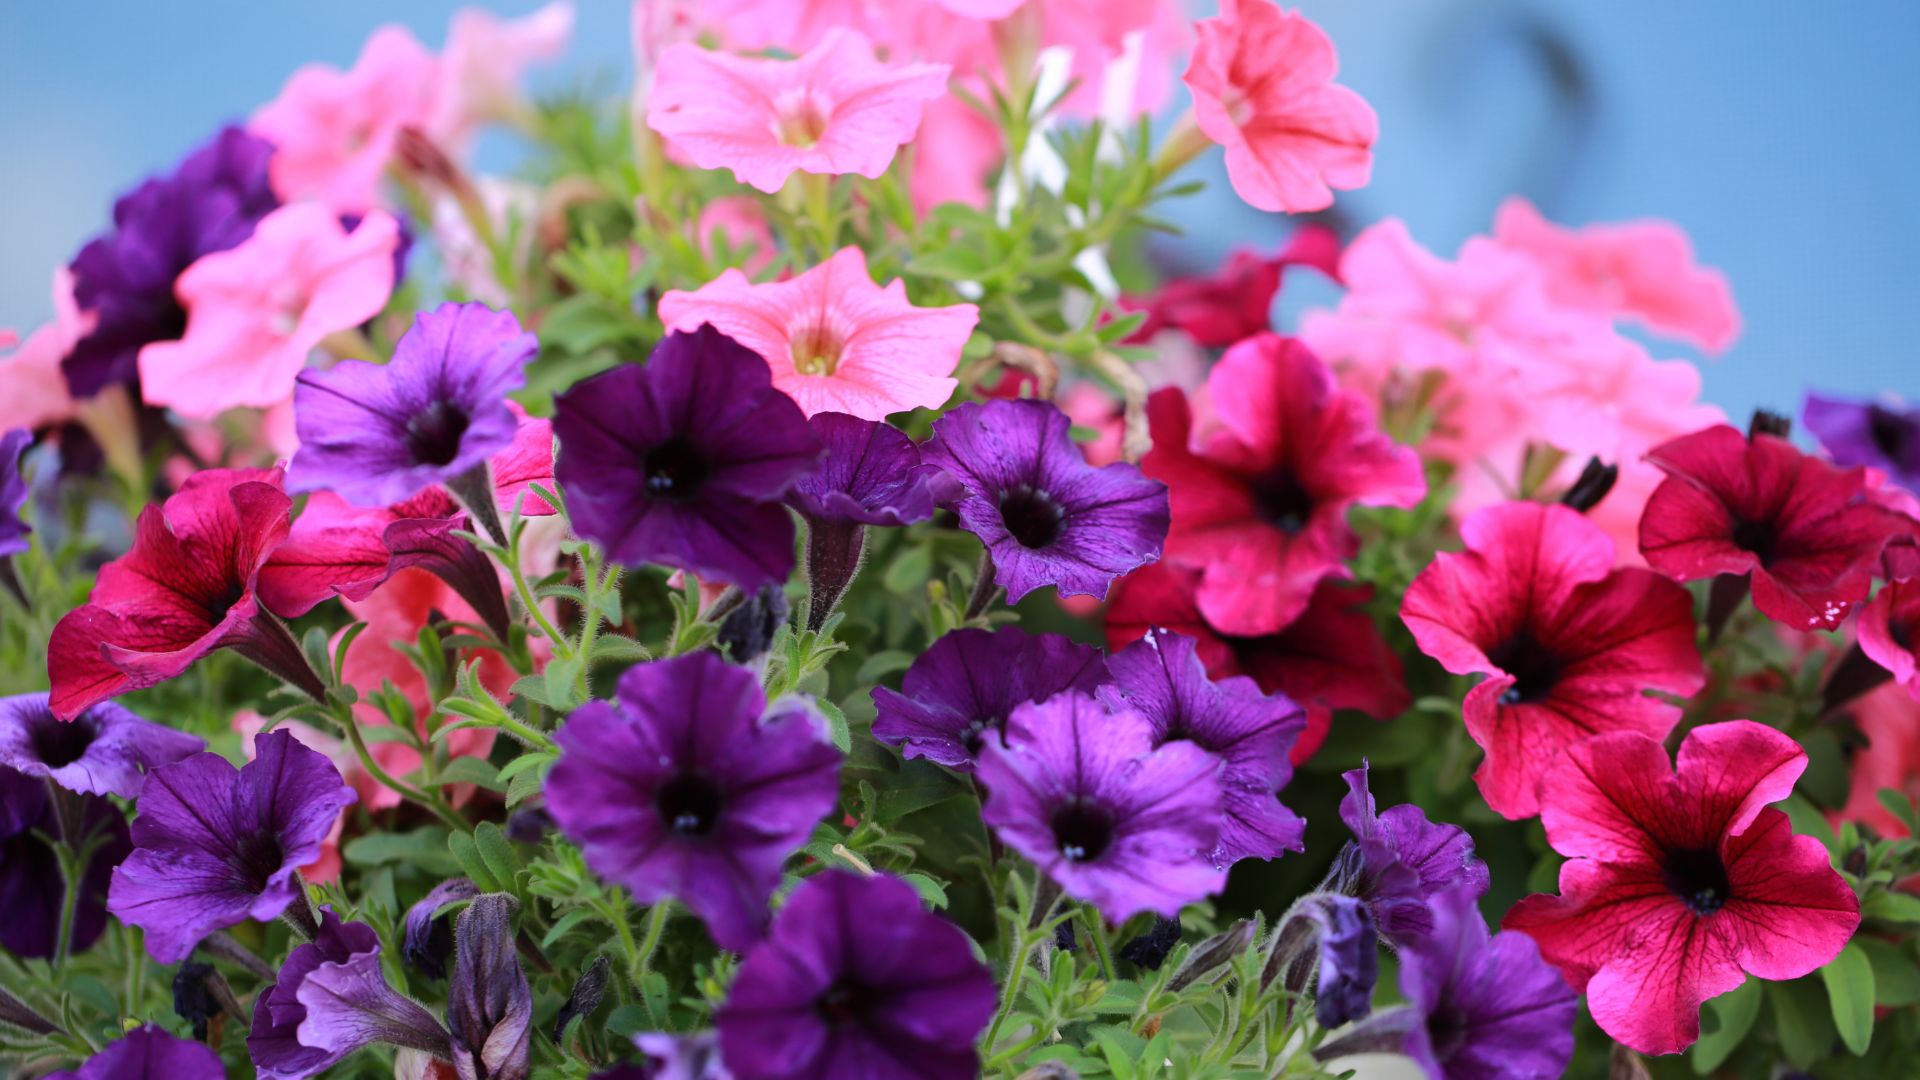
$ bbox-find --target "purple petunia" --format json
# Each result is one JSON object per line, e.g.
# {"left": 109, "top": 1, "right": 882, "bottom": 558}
{"left": 1099, "top": 629, "right": 1307, "bottom": 867}
{"left": 1804, "top": 392, "right": 1920, "bottom": 491}
{"left": 48, "top": 1024, "right": 226, "bottom": 1080}
{"left": 554, "top": 325, "right": 822, "bottom": 588}
{"left": 0, "top": 692, "right": 203, "bottom": 798}
{"left": 975, "top": 691, "right": 1226, "bottom": 923}
{"left": 248, "top": 908, "right": 441, "bottom": 1080}
{"left": 0, "top": 766, "right": 130, "bottom": 960}
{"left": 716, "top": 870, "right": 996, "bottom": 1080}
{"left": 288, "top": 302, "right": 538, "bottom": 508}
{"left": 921, "top": 398, "right": 1169, "bottom": 602}
{"left": 547, "top": 651, "right": 842, "bottom": 951}
{"left": 108, "top": 728, "right": 357, "bottom": 963}
{"left": 1, "top": 428, "right": 30, "bottom": 559}
{"left": 403, "top": 876, "right": 481, "bottom": 980}
{"left": 787, "top": 412, "right": 938, "bottom": 630}
{"left": 64, "top": 125, "right": 279, "bottom": 397}
{"left": 624, "top": 1032, "right": 732, "bottom": 1079}
{"left": 1333, "top": 762, "right": 1490, "bottom": 946}
{"left": 870, "top": 626, "right": 1109, "bottom": 772}
{"left": 447, "top": 893, "right": 533, "bottom": 1080}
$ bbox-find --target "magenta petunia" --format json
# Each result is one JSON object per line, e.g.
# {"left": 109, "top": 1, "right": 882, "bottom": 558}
{"left": 1401, "top": 501, "right": 1705, "bottom": 819}
{"left": 1861, "top": 577, "right": 1920, "bottom": 701}
{"left": 1640, "top": 424, "right": 1910, "bottom": 631}
{"left": 1502, "top": 721, "right": 1860, "bottom": 1055}
{"left": 0, "top": 692, "right": 202, "bottom": 798}
{"left": 1124, "top": 225, "right": 1342, "bottom": 348}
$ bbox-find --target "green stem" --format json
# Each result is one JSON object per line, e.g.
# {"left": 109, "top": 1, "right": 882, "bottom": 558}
{"left": 339, "top": 704, "right": 472, "bottom": 833}
{"left": 633, "top": 899, "right": 673, "bottom": 975}
{"left": 507, "top": 527, "right": 571, "bottom": 658}
{"left": 983, "top": 923, "right": 1038, "bottom": 1058}
{"left": 51, "top": 843, "right": 84, "bottom": 973}
{"left": 1079, "top": 906, "right": 1117, "bottom": 983}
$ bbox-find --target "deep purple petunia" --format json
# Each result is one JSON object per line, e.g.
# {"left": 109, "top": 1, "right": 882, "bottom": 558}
{"left": 288, "top": 302, "right": 538, "bottom": 508}
{"left": 47, "top": 1023, "right": 226, "bottom": 1080}
{"left": 1275, "top": 891, "right": 1378, "bottom": 1029}
{"left": 0, "top": 692, "right": 203, "bottom": 798}
{"left": 1099, "top": 629, "right": 1307, "bottom": 867}
{"left": 1804, "top": 392, "right": 1920, "bottom": 491}
{"left": 787, "top": 412, "right": 938, "bottom": 629}
{"left": 403, "top": 876, "right": 481, "bottom": 980}
{"left": 249, "top": 907, "right": 445, "bottom": 1080}
{"left": 447, "top": 893, "right": 533, "bottom": 1080}
{"left": 547, "top": 651, "right": 842, "bottom": 951}
{"left": 1, "top": 428, "right": 30, "bottom": 558}
{"left": 976, "top": 691, "right": 1226, "bottom": 922}
{"left": 0, "top": 766, "right": 130, "bottom": 959}
{"left": 716, "top": 870, "right": 996, "bottom": 1080}
{"left": 922, "top": 398, "right": 1169, "bottom": 602}
{"left": 1333, "top": 762, "right": 1490, "bottom": 946}
{"left": 64, "top": 125, "right": 279, "bottom": 397}
{"left": 108, "top": 728, "right": 357, "bottom": 963}
{"left": 554, "top": 325, "right": 822, "bottom": 588}
{"left": 870, "top": 626, "right": 1109, "bottom": 772}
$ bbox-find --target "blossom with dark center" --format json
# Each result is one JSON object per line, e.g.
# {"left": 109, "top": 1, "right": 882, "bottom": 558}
{"left": 1641, "top": 423, "right": 1912, "bottom": 630}
{"left": 716, "top": 870, "right": 995, "bottom": 1080}
{"left": 62, "top": 125, "right": 279, "bottom": 397}
{"left": 1805, "top": 392, "right": 1920, "bottom": 492}
{"left": 922, "top": 398, "right": 1169, "bottom": 602}
{"left": 976, "top": 691, "right": 1226, "bottom": 922}
{"left": 1099, "top": 629, "right": 1307, "bottom": 866}
{"left": 1331, "top": 763, "right": 1490, "bottom": 947}
{"left": 46, "top": 1024, "right": 226, "bottom": 1080}
{"left": 547, "top": 652, "right": 841, "bottom": 951}
{"left": 0, "top": 766, "right": 130, "bottom": 959}
{"left": 1402, "top": 501, "right": 1705, "bottom": 819}
{"left": 403, "top": 876, "right": 482, "bottom": 980}
{"left": 553, "top": 325, "right": 821, "bottom": 589}
{"left": 1, "top": 427, "right": 30, "bottom": 559}
{"left": 871, "top": 626, "right": 1108, "bottom": 771}
{"left": 1144, "top": 333, "right": 1424, "bottom": 636}
{"left": 787, "top": 413, "right": 938, "bottom": 629}
{"left": 108, "top": 728, "right": 357, "bottom": 963}
{"left": 1860, "top": 577, "right": 1920, "bottom": 701}
{"left": 1503, "top": 721, "right": 1860, "bottom": 1055}
{"left": 447, "top": 894, "right": 533, "bottom": 1080}
{"left": 46, "top": 467, "right": 326, "bottom": 720}
{"left": 288, "top": 301, "right": 537, "bottom": 508}
{"left": 0, "top": 692, "right": 202, "bottom": 798}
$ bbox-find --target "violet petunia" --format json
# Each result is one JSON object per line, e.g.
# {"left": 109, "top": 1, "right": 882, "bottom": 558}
{"left": 447, "top": 893, "right": 533, "bottom": 1080}
{"left": 288, "top": 302, "right": 538, "bottom": 508}
{"left": 248, "top": 907, "right": 444, "bottom": 1080}
{"left": 1805, "top": 392, "right": 1920, "bottom": 492}
{"left": 546, "top": 651, "right": 841, "bottom": 951}
{"left": 1272, "top": 891, "right": 1378, "bottom": 1029}
{"left": 626, "top": 1031, "right": 732, "bottom": 1079}
{"left": 1, "top": 427, "right": 30, "bottom": 558}
{"left": 0, "top": 692, "right": 203, "bottom": 798}
{"left": 976, "top": 691, "right": 1227, "bottom": 923}
{"left": 108, "top": 728, "right": 357, "bottom": 963}
{"left": 291, "top": 922, "right": 455, "bottom": 1076}
{"left": 1333, "top": 762, "right": 1490, "bottom": 946}
{"left": 923, "top": 398, "right": 1169, "bottom": 602}
{"left": 403, "top": 876, "right": 481, "bottom": 980}
{"left": 1099, "top": 629, "right": 1307, "bottom": 867}
{"left": 0, "top": 766, "right": 130, "bottom": 960}
{"left": 716, "top": 870, "right": 995, "bottom": 1080}
{"left": 553, "top": 325, "right": 821, "bottom": 588}
{"left": 870, "top": 626, "right": 1109, "bottom": 772}
{"left": 787, "top": 413, "right": 938, "bottom": 628}
{"left": 47, "top": 1024, "right": 226, "bottom": 1080}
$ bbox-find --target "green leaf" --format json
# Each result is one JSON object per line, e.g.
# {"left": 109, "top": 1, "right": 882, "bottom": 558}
{"left": 883, "top": 544, "right": 931, "bottom": 595}
{"left": 901, "top": 872, "right": 949, "bottom": 910}
{"left": 1877, "top": 788, "right": 1920, "bottom": 836}
{"left": 1767, "top": 977, "right": 1836, "bottom": 1069}
{"left": 1859, "top": 937, "right": 1920, "bottom": 1006}
{"left": 449, "top": 830, "right": 502, "bottom": 893}
{"left": 342, "top": 827, "right": 461, "bottom": 876}
{"left": 1691, "top": 976, "right": 1761, "bottom": 1074}
{"left": 589, "top": 634, "right": 650, "bottom": 665}
{"left": 1821, "top": 941, "right": 1874, "bottom": 1055}
{"left": 815, "top": 698, "right": 852, "bottom": 754}
{"left": 543, "top": 655, "right": 585, "bottom": 711}
{"left": 905, "top": 247, "right": 990, "bottom": 282}
{"left": 473, "top": 823, "right": 522, "bottom": 897}
{"left": 435, "top": 756, "right": 505, "bottom": 792}
{"left": 1864, "top": 889, "right": 1920, "bottom": 924}
{"left": 540, "top": 908, "right": 599, "bottom": 949}
{"left": 853, "top": 650, "right": 915, "bottom": 685}
{"left": 496, "top": 751, "right": 556, "bottom": 783}
{"left": 604, "top": 1003, "right": 652, "bottom": 1040}
{"left": 1780, "top": 793, "right": 1838, "bottom": 852}
{"left": 507, "top": 767, "right": 544, "bottom": 807}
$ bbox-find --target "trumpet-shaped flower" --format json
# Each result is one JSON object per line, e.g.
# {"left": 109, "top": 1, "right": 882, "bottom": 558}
{"left": 0, "top": 693, "right": 201, "bottom": 798}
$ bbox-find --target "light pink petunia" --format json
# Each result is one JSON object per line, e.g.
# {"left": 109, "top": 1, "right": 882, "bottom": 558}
{"left": 910, "top": 88, "right": 1003, "bottom": 212}
{"left": 250, "top": 26, "right": 440, "bottom": 213}
{"left": 646, "top": 29, "right": 951, "bottom": 194}
{"left": 695, "top": 196, "right": 778, "bottom": 275}
{"left": 138, "top": 205, "right": 399, "bottom": 419}
{"left": 658, "top": 246, "right": 979, "bottom": 419}
{"left": 429, "top": 1, "right": 575, "bottom": 147}
{"left": 0, "top": 269, "right": 92, "bottom": 430}
{"left": 1493, "top": 196, "right": 1741, "bottom": 354}
{"left": 1182, "top": 0, "right": 1375, "bottom": 213}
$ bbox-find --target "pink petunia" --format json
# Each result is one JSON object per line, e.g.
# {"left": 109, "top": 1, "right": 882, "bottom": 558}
{"left": 909, "top": 87, "right": 1003, "bottom": 213}
{"left": 694, "top": 196, "right": 779, "bottom": 276}
{"left": 0, "top": 268, "right": 92, "bottom": 430}
{"left": 657, "top": 246, "right": 979, "bottom": 420}
{"left": 137, "top": 205, "right": 399, "bottom": 419}
{"left": 1860, "top": 577, "right": 1920, "bottom": 701}
{"left": 1401, "top": 501, "right": 1705, "bottom": 819}
{"left": 1493, "top": 196, "right": 1741, "bottom": 354}
{"left": 250, "top": 26, "right": 440, "bottom": 213}
{"left": 1837, "top": 683, "right": 1920, "bottom": 837}
{"left": 1182, "top": 0, "right": 1375, "bottom": 213}
{"left": 1504, "top": 721, "right": 1860, "bottom": 1055}
{"left": 646, "top": 29, "right": 950, "bottom": 194}
{"left": 1124, "top": 224, "right": 1341, "bottom": 348}
{"left": 429, "top": 1, "right": 574, "bottom": 147}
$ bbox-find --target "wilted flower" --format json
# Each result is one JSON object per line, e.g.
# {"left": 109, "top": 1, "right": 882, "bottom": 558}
{"left": 249, "top": 909, "right": 434, "bottom": 1079}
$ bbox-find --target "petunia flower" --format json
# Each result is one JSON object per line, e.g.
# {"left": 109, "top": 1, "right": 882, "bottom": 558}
{"left": 1804, "top": 392, "right": 1920, "bottom": 493}
{"left": 976, "top": 691, "right": 1226, "bottom": 922}
{"left": 446, "top": 894, "right": 533, "bottom": 1080}
{"left": 1145, "top": 333, "right": 1424, "bottom": 635}
{"left": 47, "top": 467, "right": 326, "bottom": 720}
{"left": 1640, "top": 423, "right": 1910, "bottom": 630}
{"left": 1493, "top": 196, "right": 1740, "bottom": 354}
{"left": 552, "top": 325, "right": 822, "bottom": 589}
{"left": 871, "top": 625, "right": 1109, "bottom": 771}
{"left": 251, "top": 25, "right": 440, "bottom": 213}
{"left": 786, "top": 412, "right": 938, "bottom": 629}
{"left": 716, "top": 870, "right": 996, "bottom": 1080}
{"left": 0, "top": 692, "right": 202, "bottom": 798}
{"left": 546, "top": 652, "right": 842, "bottom": 951}
{"left": 1402, "top": 501, "right": 1705, "bottom": 819}
{"left": 46, "top": 1024, "right": 226, "bottom": 1080}
{"left": 1837, "top": 684, "right": 1920, "bottom": 838}
{"left": 0, "top": 767, "right": 130, "bottom": 960}
{"left": 402, "top": 877, "right": 481, "bottom": 981}
{"left": 1331, "top": 763, "right": 1490, "bottom": 947}
{"left": 1, "top": 428, "right": 30, "bottom": 559}
{"left": 1, "top": 270, "right": 91, "bottom": 430}
{"left": 1099, "top": 629, "right": 1307, "bottom": 866}
{"left": 232, "top": 712, "right": 349, "bottom": 884}
{"left": 646, "top": 29, "right": 950, "bottom": 194}
{"left": 626, "top": 1032, "right": 731, "bottom": 1080}
{"left": 108, "top": 728, "right": 358, "bottom": 963}
{"left": 924, "top": 398, "right": 1169, "bottom": 602}
{"left": 1124, "top": 225, "right": 1343, "bottom": 349}
{"left": 138, "top": 204, "right": 400, "bottom": 419}
{"left": 658, "top": 247, "right": 979, "bottom": 421}
{"left": 1860, "top": 578, "right": 1920, "bottom": 701}
{"left": 1181, "top": 0, "right": 1375, "bottom": 213}
{"left": 1503, "top": 720, "right": 1861, "bottom": 1055}
{"left": 429, "top": 2, "right": 575, "bottom": 147}
{"left": 63, "top": 126, "right": 279, "bottom": 397}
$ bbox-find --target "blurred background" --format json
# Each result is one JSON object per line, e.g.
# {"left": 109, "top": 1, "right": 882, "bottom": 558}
{"left": 1, "top": 0, "right": 1913, "bottom": 422}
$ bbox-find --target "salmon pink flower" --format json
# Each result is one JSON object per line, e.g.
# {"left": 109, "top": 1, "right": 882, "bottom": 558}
{"left": 429, "top": 2, "right": 574, "bottom": 147}
{"left": 1503, "top": 721, "right": 1860, "bottom": 1055}
{"left": 1146, "top": 333, "right": 1424, "bottom": 636}
{"left": 659, "top": 246, "right": 979, "bottom": 421}
{"left": 1805, "top": 392, "right": 1920, "bottom": 493}
{"left": 1, "top": 269, "right": 90, "bottom": 430}
{"left": 1182, "top": 1, "right": 1375, "bottom": 213}
{"left": 1641, "top": 424, "right": 1911, "bottom": 631}
{"left": 910, "top": 89, "right": 1002, "bottom": 212}
{"left": 646, "top": 30, "right": 950, "bottom": 194}
{"left": 138, "top": 205, "right": 400, "bottom": 419}
{"left": 1402, "top": 501, "right": 1704, "bottom": 819}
